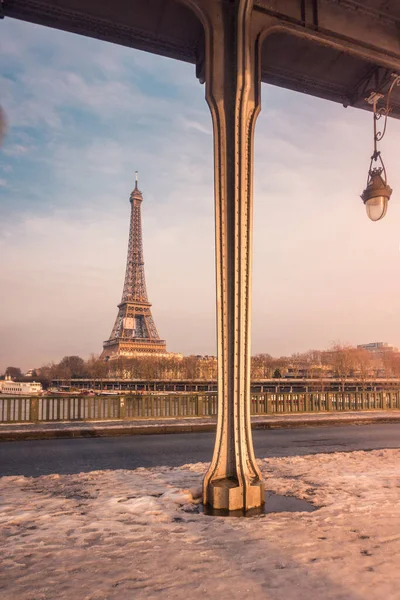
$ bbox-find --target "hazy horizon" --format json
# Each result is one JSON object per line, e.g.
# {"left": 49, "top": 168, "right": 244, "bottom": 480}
{"left": 1, "top": 19, "right": 400, "bottom": 373}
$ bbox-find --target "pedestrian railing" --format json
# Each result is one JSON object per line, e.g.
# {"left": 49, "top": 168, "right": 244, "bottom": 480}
{"left": 0, "top": 391, "right": 399, "bottom": 424}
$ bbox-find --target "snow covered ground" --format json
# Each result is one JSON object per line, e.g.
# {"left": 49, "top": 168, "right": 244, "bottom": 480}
{"left": 1, "top": 449, "right": 400, "bottom": 599}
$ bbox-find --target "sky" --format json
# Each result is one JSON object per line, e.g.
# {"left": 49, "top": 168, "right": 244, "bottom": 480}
{"left": 1, "top": 18, "right": 400, "bottom": 372}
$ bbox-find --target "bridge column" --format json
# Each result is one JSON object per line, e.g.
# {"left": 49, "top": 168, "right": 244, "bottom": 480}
{"left": 202, "top": 0, "right": 264, "bottom": 511}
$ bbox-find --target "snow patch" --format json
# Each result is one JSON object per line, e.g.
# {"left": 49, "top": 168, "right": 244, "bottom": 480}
{"left": 1, "top": 450, "right": 400, "bottom": 599}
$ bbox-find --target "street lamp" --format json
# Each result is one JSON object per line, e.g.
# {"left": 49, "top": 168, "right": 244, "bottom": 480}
{"left": 361, "top": 74, "right": 400, "bottom": 221}
{"left": 361, "top": 168, "right": 392, "bottom": 222}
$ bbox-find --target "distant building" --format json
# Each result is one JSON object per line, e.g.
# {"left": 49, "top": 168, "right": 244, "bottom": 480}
{"left": 24, "top": 368, "right": 37, "bottom": 377}
{"left": 357, "top": 342, "right": 399, "bottom": 355}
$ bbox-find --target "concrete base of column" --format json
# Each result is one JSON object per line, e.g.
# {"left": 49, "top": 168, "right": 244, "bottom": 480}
{"left": 205, "top": 478, "right": 265, "bottom": 512}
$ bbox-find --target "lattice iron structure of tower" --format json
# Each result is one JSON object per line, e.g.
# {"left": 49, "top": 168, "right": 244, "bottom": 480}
{"left": 102, "top": 175, "right": 166, "bottom": 359}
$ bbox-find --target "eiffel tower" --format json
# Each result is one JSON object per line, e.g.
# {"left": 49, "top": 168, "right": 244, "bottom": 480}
{"left": 101, "top": 174, "right": 167, "bottom": 359}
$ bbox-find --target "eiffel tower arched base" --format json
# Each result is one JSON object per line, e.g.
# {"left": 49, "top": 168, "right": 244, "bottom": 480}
{"left": 101, "top": 338, "right": 167, "bottom": 360}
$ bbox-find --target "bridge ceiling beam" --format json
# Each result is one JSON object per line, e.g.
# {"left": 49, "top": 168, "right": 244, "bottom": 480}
{"left": 3, "top": 0, "right": 400, "bottom": 116}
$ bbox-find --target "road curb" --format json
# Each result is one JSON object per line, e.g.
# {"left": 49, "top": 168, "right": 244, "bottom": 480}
{"left": 0, "top": 423, "right": 216, "bottom": 441}
{"left": 252, "top": 417, "right": 400, "bottom": 429}
{"left": 1, "top": 415, "right": 400, "bottom": 441}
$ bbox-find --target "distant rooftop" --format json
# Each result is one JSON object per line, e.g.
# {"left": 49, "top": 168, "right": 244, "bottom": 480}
{"left": 357, "top": 342, "right": 399, "bottom": 353}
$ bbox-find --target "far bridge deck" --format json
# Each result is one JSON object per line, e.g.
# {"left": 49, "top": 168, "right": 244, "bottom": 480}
{"left": 52, "top": 378, "right": 400, "bottom": 394}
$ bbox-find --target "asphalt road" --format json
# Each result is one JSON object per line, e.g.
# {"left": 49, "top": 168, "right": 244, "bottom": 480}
{"left": 1, "top": 423, "right": 400, "bottom": 477}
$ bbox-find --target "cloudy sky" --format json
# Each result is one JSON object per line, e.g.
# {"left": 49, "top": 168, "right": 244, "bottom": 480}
{"left": 1, "top": 18, "right": 400, "bottom": 372}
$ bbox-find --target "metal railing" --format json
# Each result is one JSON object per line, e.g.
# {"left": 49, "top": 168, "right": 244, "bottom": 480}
{"left": 1, "top": 391, "right": 400, "bottom": 424}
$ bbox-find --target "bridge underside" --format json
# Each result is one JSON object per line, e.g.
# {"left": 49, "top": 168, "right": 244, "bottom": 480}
{"left": 4, "top": 0, "right": 400, "bottom": 117}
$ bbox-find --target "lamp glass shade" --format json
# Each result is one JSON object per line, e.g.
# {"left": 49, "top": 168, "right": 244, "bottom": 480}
{"left": 365, "top": 195, "right": 388, "bottom": 221}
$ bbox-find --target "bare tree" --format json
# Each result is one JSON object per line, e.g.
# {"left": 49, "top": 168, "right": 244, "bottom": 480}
{"left": 330, "top": 343, "right": 356, "bottom": 392}
{"left": 182, "top": 356, "right": 200, "bottom": 379}
{"left": 251, "top": 354, "right": 274, "bottom": 379}
{"left": 288, "top": 353, "right": 302, "bottom": 378}
{"left": 381, "top": 350, "right": 400, "bottom": 378}
{"left": 86, "top": 355, "right": 109, "bottom": 380}
{"left": 352, "top": 348, "right": 372, "bottom": 390}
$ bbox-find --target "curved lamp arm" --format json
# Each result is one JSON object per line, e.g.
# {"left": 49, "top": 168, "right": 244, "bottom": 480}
{"left": 365, "top": 74, "right": 400, "bottom": 187}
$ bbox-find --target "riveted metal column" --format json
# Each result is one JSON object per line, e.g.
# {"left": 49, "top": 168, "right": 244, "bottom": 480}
{"left": 202, "top": 0, "right": 264, "bottom": 511}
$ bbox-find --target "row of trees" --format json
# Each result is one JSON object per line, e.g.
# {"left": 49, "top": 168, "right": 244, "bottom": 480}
{"left": 5, "top": 343, "right": 400, "bottom": 385}
{"left": 35, "top": 354, "right": 218, "bottom": 383}
{"left": 251, "top": 344, "right": 400, "bottom": 382}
